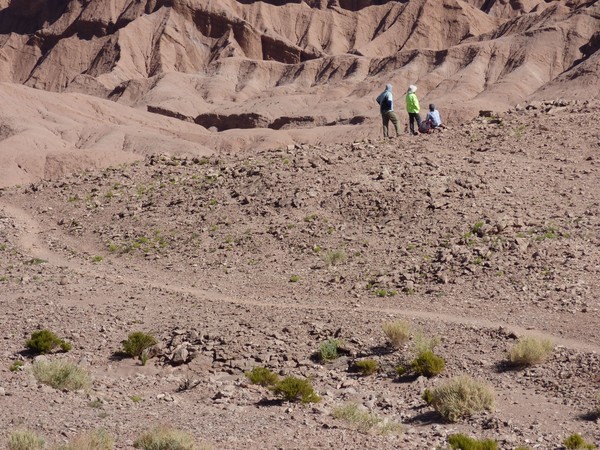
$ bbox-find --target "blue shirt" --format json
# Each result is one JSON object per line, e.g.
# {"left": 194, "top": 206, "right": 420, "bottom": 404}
{"left": 426, "top": 110, "right": 442, "bottom": 127}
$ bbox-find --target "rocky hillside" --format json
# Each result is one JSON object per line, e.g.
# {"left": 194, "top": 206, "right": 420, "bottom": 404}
{"left": 0, "top": 100, "right": 599, "bottom": 449}
{"left": 1, "top": 0, "right": 598, "bottom": 121}
{"left": 0, "top": 0, "right": 598, "bottom": 187}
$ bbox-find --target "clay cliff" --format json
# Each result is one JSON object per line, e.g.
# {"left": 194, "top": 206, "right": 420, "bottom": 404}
{"left": 0, "top": 0, "right": 598, "bottom": 186}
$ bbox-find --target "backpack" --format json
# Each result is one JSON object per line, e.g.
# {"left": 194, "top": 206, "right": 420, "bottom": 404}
{"left": 377, "top": 96, "right": 392, "bottom": 112}
{"left": 419, "top": 119, "right": 433, "bottom": 134}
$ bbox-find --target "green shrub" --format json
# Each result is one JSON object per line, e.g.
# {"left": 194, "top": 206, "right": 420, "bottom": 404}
{"left": 318, "top": 339, "right": 343, "bottom": 362}
{"left": 563, "top": 433, "right": 596, "bottom": 450}
{"left": 32, "top": 359, "right": 91, "bottom": 391}
{"left": 354, "top": 359, "right": 378, "bottom": 376}
{"left": 133, "top": 426, "right": 195, "bottom": 450}
{"left": 289, "top": 275, "right": 300, "bottom": 282}
{"left": 382, "top": 320, "right": 410, "bottom": 348}
{"left": 9, "top": 360, "right": 24, "bottom": 372}
{"left": 374, "top": 288, "right": 397, "bottom": 297}
{"left": 332, "top": 403, "right": 403, "bottom": 434}
{"left": 245, "top": 367, "right": 279, "bottom": 387}
{"left": 271, "top": 376, "right": 320, "bottom": 403}
{"left": 429, "top": 375, "right": 495, "bottom": 422}
{"left": 471, "top": 221, "right": 485, "bottom": 237}
{"left": 395, "top": 365, "right": 407, "bottom": 377}
{"left": 7, "top": 430, "right": 45, "bottom": 450}
{"left": 422, "top": 389, "right": 434, "bottom": 405}
{"left": 410, "top": 350, "right": 445, "bottom": 378}
{"left": 26, "top": 329, "right": 71, "bottom": 354}
{"left": 447, "top": 433, "right": 498, "bottom": 450}
{"left": 60, "top": 342, "right": 73, "bottom": 352}
{"left": 55, "top": 429, "right": 114, "bottom": 450}
{"left": 508, "top": 336, "right": 553, "bottom": 367}
{"left": 122, "top": 332, "right": 157, "bottom": 359}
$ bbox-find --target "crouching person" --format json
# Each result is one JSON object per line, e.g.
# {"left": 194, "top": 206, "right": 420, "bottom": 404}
{"left": 426, "top": 104, "right": 443, "bottom": 129}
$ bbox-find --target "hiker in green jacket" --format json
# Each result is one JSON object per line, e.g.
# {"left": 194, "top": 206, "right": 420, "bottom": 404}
{"left": 405, "top": 85, "right": 422, "bottom": 136}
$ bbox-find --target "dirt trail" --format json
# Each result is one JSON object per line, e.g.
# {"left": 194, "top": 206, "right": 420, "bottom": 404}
{"left": 3, "top": 198, "right": 599, "bottom": 355}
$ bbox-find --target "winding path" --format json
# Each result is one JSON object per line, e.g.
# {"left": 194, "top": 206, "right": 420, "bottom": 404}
{"left": 2, "top": 198, "right": 599, "bottom": 354}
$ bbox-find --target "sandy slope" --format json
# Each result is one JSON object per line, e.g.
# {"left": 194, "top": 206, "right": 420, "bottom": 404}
{"left": 0, "top": 83, "right": 213, "bottom": 187}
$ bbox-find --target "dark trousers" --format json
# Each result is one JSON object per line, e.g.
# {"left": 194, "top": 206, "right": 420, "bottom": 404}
{"left": 408, "top": 112, "right": 422, "bottom": 134}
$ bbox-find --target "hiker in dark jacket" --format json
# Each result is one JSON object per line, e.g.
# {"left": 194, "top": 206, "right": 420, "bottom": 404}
{"left": 376, "top": 84, "right": 400, "bottom": 139}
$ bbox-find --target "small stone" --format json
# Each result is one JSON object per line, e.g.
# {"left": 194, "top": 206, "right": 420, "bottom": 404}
{"left": 312, "top": 405, "right": 330, "bottom": 415}
{"left": 415, "top": 376, "right": 427, "bottom": 385}
{"left": 171, "top": 346, "right": 189, "bottom": 365}
{"left": 341, "top": 379, "right": 357, "bottom": 388}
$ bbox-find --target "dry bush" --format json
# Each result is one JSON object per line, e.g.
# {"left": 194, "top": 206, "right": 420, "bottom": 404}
{"left": 7, "top": 430, "right": 45, "bottom": 450}
{"left": 430, "top": 375, "right": 495, "bottom": 422}
{"left": 54, "top": 429, "right": 113, "bottom": 450}
{"left": 412, "top": 332, "right": 441, "bottom": 354}
{"left": 32, "top": 359, "right": 91, "bottom": 391}
{"left": 134, "top": 425, "right": 195, "bottom": 450}
{"left": 508, "top": 336, "right": 553, "bottom": 367}
{"left": 332, "top": 404, "right": 403, "bottom": 435}
{"left": 382, "top": 320, "right": 410, "bottom": 348}
{"left": 324, "top": 250, "right": 346, "bottom": 266}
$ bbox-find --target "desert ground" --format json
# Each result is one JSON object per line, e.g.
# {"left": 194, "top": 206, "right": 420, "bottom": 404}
{"left": 1, "top": 99, "right": 599, "bottom": 449}
{"left": 1, "top": 0, "right": 599, "bottom": 449}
